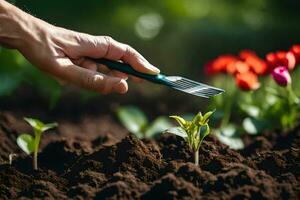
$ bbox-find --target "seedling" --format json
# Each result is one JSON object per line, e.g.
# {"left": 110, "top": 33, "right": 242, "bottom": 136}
{"left": 165, "top": 111, "right": 214, "bottom": 166}
{"left": 116, "top": 105, "right": 173, "bottom": 139}
{"left": 16, "top": 118, "right": 57, "bottom": 170}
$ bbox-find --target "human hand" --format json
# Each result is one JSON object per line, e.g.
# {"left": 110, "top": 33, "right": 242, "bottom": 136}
{"left": 0, "top": 0, "right": 160, "bottom": 94}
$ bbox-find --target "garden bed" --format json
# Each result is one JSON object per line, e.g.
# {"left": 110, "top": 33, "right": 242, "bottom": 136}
{"left": 0, "top": 105, "right": 299, "bottom": 199}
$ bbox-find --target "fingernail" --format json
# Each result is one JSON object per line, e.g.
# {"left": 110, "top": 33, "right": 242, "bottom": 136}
{"left": 144, "top": 62, "right": 160, "bottom": 74}
{"left": 140, "top": 58, "right": 160, "bottom": 74}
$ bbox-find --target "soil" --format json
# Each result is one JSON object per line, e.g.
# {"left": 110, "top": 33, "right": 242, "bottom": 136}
{"left": 0, "top": 91, "right": 299, "bottom": 199}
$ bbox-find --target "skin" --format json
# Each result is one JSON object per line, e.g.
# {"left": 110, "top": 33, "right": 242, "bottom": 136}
{"left": 0, "top": 0, "right": 160, "bottom": 94}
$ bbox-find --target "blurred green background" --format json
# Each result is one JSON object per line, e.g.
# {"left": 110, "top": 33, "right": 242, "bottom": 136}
{"left": 1, "top": 0, "right": 300, "bottom": 105}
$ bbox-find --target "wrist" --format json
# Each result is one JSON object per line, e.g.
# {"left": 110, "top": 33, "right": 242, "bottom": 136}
{"left": 0, "top": 1, "right": 49, "bottom": 51}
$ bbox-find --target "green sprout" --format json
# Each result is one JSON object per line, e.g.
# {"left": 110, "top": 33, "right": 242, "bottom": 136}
{"left": 116, "top": 105, "right": 172, "bottom": 139}
{"left": 165, "top": 111, "right": 214, "bottom": 166}
{"left": 16, "top": 118, "right": 57, "bottom": 170}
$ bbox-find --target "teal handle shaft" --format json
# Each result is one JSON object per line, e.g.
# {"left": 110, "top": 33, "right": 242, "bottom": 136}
{"left": 91, "top": 58, "right": 167, "bottom": 85}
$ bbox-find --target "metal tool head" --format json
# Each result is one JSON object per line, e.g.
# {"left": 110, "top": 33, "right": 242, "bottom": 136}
{"left": 164, "top": 76, "right": 224, "bottom": 98}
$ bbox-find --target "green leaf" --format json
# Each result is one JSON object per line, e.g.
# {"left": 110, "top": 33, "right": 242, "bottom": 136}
{"left": 145, "top": 116, "right": 173, "bottom": 138}
{"left": 116, "top": 106, "right": 148, "bottom": 137}
{"left": 164, "top": 127, "right": 188, "bottom": 138}
{"left": 42, "top": 123, "right": 58, "bottom": 132}
{"left": 242, "top": 117, "right": 269, "bottom": 135}
{"left": 24, "top": 117, "right": 45, "bottom": 132}
{"left": 192, "top": 112, "right": 203, "bottom": 125}
{"left": 202, "top": 110, "right": 214, "bottom": 124}
{"left": 220, "top": 124, "right": 238, "bottom": 137}
{"left": 239, "top": 104, "right": 260, "bottom": 118}
{"left": 199, "top": 124, "right": 210, "bottom": 141}
{"left": 24, "top": 117, "right": 57, "bottom": 133}
{"left": 170, "top": 115, "right": 187, "bottom": 128}
{"left": 16, "top": 134, "right": 35, "bottom": 154}
{"left": 215, "top": 130, "right": 244, "bottom": 150}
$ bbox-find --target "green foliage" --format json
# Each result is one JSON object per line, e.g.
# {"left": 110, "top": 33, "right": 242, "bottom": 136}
{"left": 165, "top": 111, "right": 214, "bottom": 165}
{"left": 215, "top": 124, "right": 244, "bottom": 150}
{"left": 116, "top": 105, "right": 172, "bottom": 139}
{"left": 239, "top": 75, "right": 300, "bottom": 133}
{"left": 242, "top": 117, "right": 269, "bottom": 135}
{"left": 209, "top": 68, "right": 300, "bottom": 149}
{"left": 0, "top": 49, "right": 62, "bottom": 107}
{"left": 17, "top": 134, "right": 34, "bottom": 155}
{"left": 16, "top": 117, "right": 57, "bottom": 170}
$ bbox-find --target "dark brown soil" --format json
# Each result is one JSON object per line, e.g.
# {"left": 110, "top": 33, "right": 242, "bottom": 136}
{"left": 0, "top": 91, "right": 299, "bottom": 199}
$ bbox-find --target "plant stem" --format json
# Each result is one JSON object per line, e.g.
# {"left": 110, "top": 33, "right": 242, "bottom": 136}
{"left": 220, "top": 76, "right": 235, "bottom": 128}
{"left": 194, "top": 150, "right": 199, "bottom": 166}
{"left": 287, "top": 84, "right": 299, "bottom": 105}
{"left": 33, "top": 151, "right": 38, "bottom": 170}
{"left": 33, "top": 132, "right": 41, "bottom": 170}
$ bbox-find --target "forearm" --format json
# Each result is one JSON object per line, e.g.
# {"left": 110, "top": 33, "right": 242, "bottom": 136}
{"left": 0, "top": 0, "right": 159, "bottom": 94}
{"left": 0, "top": 0, "right": 47, "bottom": 51}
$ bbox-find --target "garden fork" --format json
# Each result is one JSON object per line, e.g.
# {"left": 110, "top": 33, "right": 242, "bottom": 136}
{"left": 92, "top": 58, "right": 225, "bottom": 98}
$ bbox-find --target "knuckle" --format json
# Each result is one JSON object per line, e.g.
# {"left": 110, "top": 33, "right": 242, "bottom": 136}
{"left": 125, "top": 45, "right": 132, "bottom": 53}
{"left": 74, "top": 32, "right": 86, "bottom": 45}
{"left": 102, "top": 36, "right": 113, "bottom": 47}
{"left": 103, "top": 36, "right": 113, "bottom": 43}
{"left": 101, "top": 36, "right": 114, "bottom": 57}
{"left": 76, "top": 33, "right": 99, "bottom": 49}
{"left": 89, "top": 36, "right": 99, "bottom": 49}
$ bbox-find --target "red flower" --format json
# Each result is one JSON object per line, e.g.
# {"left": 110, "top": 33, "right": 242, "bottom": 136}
{"left": 235, "top": 71, "right": 260, "bottom": 91}
{"left": 266, "top": 51, "right": 296, "bottom": 70}
{"left": 239, "top": 50, "right": 268, "bottom": 75}
{"left": 204, "top": 55, "right": 238, "bottom": 75}
{"left": 290, "top": 44, "right": 300, "bottom": 64}
{"left": 226, "top": 60, "right": 250, "bottom": 74}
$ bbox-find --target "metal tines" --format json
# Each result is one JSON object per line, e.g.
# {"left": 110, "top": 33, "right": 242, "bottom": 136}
{"left": 164, "top": 76, "right": 224, "bottom": 98}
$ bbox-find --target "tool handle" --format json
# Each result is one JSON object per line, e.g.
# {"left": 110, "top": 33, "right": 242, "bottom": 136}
{"left": 91, "top": 58, "right": 167, "bottom": 84}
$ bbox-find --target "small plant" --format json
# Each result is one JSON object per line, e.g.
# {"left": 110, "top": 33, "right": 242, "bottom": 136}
{"left": 165, "top": 111, "right": 214, "bottom": 166}
{"left": 17, "top": 118, "right": 57, "bottom": 170}
{"left": 116, "top": 105, "right": 173, "bottom": 139}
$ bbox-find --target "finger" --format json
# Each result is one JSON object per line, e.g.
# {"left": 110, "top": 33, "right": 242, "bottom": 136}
{"left": 53, "top": 58, "right": 128, "bottom": 94}
{"left": 81, "top": 61, "right": 129, "bottom": 80}
{"left": 109, "top": 70, "right": 129, "bottom": 80}
{"left": 101, "top": 36, "right": 160, "bottom": 75}
{"left": 76, "top": 35, "right": 160, "bottom": 75}
{"left": 73, "top": 58, "right": 98, "bottom": 71}
{"left": 72, "top": 58, "right": 110, "bottom": 74}
{"left": 130, "top": 76, "right": 144, "bottom": 83}
{"left": 97, "top": 64, "right": 110, "bottom": 74}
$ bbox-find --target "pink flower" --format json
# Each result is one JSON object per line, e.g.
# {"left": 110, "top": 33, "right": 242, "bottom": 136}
{"left": 271, "top": 66, "right": 291, "bottom": 87}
